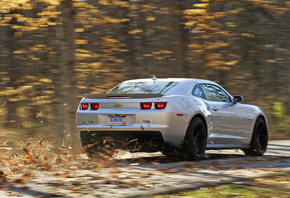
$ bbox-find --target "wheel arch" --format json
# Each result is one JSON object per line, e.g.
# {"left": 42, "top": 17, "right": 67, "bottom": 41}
{"left": 243, "top": 114, "right": 268, "bottom": 156}
{"left": 185, "top": 113, "right": 208, "bottom": 139}
{"left": 248, "top": 114, "right": 268, "bottom": 142}
{"left": 257, "top": 114, "right": 266, "bottom": 121}
{"left": 182, "top": 113, "right": 208, "bottom": 160}
{"left": 255, "top": 114, "right": 268, "bottom": 131}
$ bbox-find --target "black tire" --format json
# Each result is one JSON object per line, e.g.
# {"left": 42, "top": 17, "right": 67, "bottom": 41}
{"left": 243, "top": 117, "right": 268, "bottom": 156}
{"left": 183, "top": 117, "right": 207, "bottom": 160}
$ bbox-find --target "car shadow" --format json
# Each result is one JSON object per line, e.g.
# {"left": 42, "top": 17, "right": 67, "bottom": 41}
{"left": 111, "top": 150, "right": 247, "bottom": 166}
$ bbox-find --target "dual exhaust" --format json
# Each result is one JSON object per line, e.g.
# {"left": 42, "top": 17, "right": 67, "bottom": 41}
{"left": 144, "top": 136, "right": 159, "bottom": 144}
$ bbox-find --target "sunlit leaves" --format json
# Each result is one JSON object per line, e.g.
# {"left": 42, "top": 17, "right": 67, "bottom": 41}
{"left": 42, "top": 0, "right": 60, "bottom": 6}
{"left": 143, "top": 50, "right": 173, "bottom": 61}
{"left": 74, "top": 39, "right": 88, "bottom": 45}
{"left": 0, "top": 0, "right": 289, "bottom": 142}
{"left": 128, "top": 29, "right": 143, "bottom": 35}
{"left": 225, "top": 60, "right": 239, "bottom": 66}
{"left": 0, "top": 0, "right": 31, "bottom": 13}
{"left": 75, "top": 28, "right": 84, "bottom": 32}
{"left": 0, "top": 1, "right": 61, "bottom": 32}
{"left": 146, "top": 17, "right": 155, "bottom": 21}
{"left": 272, "top": 102, "right": 285, "bottom": 118}
{"left": 0, "top": 76, "right": 54, "bottom": 106}
{"left": 183, "top": 1, "right": 233, "bottom": 70}
{"left": 184, "top": 9, "right": 207, "bottom": 16}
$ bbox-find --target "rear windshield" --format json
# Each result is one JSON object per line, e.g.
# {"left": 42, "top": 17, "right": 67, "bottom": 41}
{"left": 108, "top": 81, "right": 179, "bottom": 94}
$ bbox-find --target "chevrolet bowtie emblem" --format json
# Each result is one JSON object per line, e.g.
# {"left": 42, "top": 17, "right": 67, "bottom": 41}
{"left": 114, "top": 104, "right": 122, "bottom": 108}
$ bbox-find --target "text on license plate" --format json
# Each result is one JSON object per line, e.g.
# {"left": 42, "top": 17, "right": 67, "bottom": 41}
{"left": 108, "top": 115, "right": 126, "bottom": 125}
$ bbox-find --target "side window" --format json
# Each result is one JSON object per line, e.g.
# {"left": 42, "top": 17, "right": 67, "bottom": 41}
{"left": 192, "top": 84, "right": 205, "bottom": 99}
{"left": 201, "top": 84, "right": 231, "bottom": 102}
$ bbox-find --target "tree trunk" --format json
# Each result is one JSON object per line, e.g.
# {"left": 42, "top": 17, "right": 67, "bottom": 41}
{"left": 56, "top": 0, "right": 77, "bottom": 146}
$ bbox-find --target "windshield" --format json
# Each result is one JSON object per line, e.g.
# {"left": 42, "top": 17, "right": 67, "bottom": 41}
{"left": 108, "top": 81, "right": 179, "bottom": 94}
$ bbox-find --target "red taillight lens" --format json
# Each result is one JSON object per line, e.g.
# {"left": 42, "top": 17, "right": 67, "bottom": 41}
{"left": 81, "top": 103, "right": 89, "bottom": 110}
{"left": 155, "top": 102, "right": 167, "bottom": 110}
{"left": 140, "top": 102, "right": 152, "bottom": 110}
{"left": 91, "top": 103, "right": 99, "bottom": 110}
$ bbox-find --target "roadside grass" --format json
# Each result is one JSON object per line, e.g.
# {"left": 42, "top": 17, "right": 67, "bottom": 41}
{"left": 151, "top": 173, "right": 290, "bottom": 198}
{"left": 155, "top": 184, "right": 256, "bottom": 198}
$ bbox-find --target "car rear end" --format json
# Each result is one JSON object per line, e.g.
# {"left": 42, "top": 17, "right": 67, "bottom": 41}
{"left": 76, "top": 79, "right": 189, "bottom": 153}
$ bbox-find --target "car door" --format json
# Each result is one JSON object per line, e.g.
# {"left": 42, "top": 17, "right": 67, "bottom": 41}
{"left": 200, "top": 84, "right": 251, "bottom": 145}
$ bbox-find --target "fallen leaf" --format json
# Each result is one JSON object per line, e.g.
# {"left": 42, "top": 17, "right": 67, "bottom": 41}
{"left": 13, "top": 178, "right": 26, "bottom": 185}
{"left": 110, "top": 168, "right": 119, "bottom": 174}
{"left": 43, "top": 162, "right": 52, "bottom": 170}
{"left": 0, "top": 171, "right": 6, "bottom": 181}
{"left": 103, "top": 148, "right": 114, "bottom": 155}
{"left": 23, "top": 147, "right": 30, "bottom": 153}
{"left": 23, "top": 172, "right": 34, "bottom": 178}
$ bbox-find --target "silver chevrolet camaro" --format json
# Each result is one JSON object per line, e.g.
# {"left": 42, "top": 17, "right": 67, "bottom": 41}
{"left": 76, "top": 77, "right": 268, "bottom": 160}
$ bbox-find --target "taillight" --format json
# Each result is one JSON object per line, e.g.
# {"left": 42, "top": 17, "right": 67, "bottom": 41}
{"left": 155, "top": 102, "right": 167, "bottom": 110}
{"left": 91, "top": 103, "right": 99, "bottom": 110}
{"left": 140, "top": 102, "right": 152, "bottom": 110}
{"left": 81, "top": 103, "right": 89, "bottom": 110}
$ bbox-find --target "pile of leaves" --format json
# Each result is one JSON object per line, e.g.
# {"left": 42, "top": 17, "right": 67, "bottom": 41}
{"left": 0, "top": 138, "right": 115, "bottom": 184}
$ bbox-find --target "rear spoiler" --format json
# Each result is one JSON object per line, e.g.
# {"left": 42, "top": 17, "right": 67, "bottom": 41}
{"left": 83, "top": 93, "right": 164, "bottom": 99}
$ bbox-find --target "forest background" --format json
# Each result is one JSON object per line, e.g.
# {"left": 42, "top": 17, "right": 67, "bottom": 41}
{"left": 0, "top": 0, "right": 289, "bottom": 146}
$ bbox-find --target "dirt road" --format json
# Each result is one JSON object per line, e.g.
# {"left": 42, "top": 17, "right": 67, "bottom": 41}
{"left": 0, "top": 140, "right": 290, "bottom": 197}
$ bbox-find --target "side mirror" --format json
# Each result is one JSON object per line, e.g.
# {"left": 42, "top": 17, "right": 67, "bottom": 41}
{"left": 233, "top": 95, "right": 243, "bottom": 103}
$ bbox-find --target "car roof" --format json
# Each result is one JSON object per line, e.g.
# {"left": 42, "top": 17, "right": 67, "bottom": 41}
{"left": 120, "top": 78, "right": 221, "bottom": 96}
{"left": 109, "top": 78, "right": 223, "bottom": 96}
{"left": 123, "top": 78, "right": 216, "bottom": 85}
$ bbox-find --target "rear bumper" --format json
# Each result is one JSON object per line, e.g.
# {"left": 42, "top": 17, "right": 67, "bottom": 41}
{"left": 77, "top": 121, "right": 186, "bottom": 148}
{"left": 80, "top": 130, "right": 164, "bottom": 152}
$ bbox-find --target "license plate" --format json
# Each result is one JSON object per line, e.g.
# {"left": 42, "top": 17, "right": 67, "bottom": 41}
{"left": 108, "top": 115, "right": 126, "bottom": 125}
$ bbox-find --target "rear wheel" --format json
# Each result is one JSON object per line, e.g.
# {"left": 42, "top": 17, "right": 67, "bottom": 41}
{"left": 243, "top": 117, "right": 268, "bottom": 156}
{"left": 183, "top": 117, "right": 207, "bottom": 160}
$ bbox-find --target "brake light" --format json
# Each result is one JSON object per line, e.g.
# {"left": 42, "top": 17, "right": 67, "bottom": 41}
{"left": 140, "top": 102, "right": 152, "bottom": 110}
{"left": 91, "top": 103, "right": 99, "bottom": 110}
{"left": 81, "top": 103, "right": 89, "bottom": 110}
{"left": 155, "top": 102, "right": 167, "bottom": 110}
